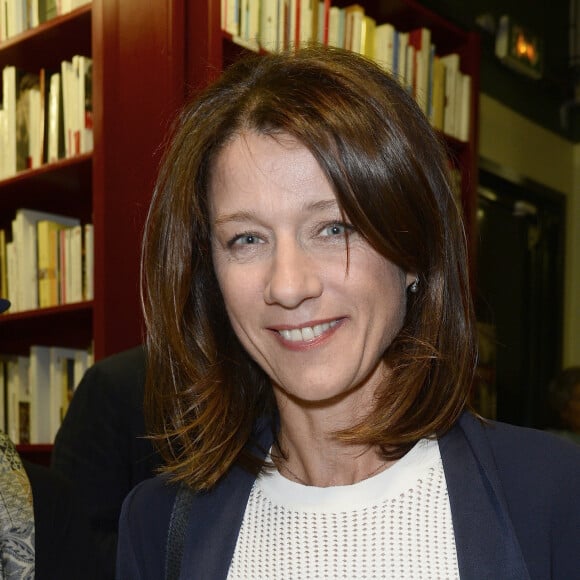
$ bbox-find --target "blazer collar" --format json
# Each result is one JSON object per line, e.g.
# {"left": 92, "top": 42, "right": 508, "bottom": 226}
{"left": 439, "top": 413, "right": 531, "bottom": 580}
{"left": 179, "top": 418, "right": 274, "bottom": 579}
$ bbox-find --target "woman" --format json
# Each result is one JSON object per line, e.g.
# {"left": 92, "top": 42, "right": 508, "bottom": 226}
{"left": 117, "top": 47, "right": 580, "bottom": 579}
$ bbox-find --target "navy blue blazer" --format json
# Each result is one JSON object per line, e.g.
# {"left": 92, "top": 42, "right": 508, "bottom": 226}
{"left": 117, "top": 413, "right": 580, "bottom": 579}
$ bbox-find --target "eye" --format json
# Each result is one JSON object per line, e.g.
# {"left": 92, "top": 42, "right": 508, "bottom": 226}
{"left": 320, "top": 222, "right": 354, "bottom": 237}
{"left": 227, "top": 233, "right": 264, "bottom": 247}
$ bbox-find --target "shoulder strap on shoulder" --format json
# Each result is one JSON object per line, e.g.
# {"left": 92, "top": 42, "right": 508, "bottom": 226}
{"left": 165, "top": 483, "right": 195, "bottom": 580}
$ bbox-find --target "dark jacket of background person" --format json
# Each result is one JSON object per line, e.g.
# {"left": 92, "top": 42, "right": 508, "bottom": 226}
{"left": 23, "top": 461, "right": 92, "bottom": 579}
{"left": 51, "top": 345, "right": 161, "bottom": 579}
{"left": 117, "top": 412, "right": 580, "bottom": 580}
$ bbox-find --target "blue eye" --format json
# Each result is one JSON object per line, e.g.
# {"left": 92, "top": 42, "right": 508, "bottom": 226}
{"left": 228, "top": 233, "right": 263, "bottom": 247}
{"left": 321, "top": 222, "right": 352, "bottom": 237}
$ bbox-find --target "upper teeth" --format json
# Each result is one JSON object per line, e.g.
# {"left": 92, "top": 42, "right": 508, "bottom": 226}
{"left": 279, "top": 320, "right": 338, "bottom": 342}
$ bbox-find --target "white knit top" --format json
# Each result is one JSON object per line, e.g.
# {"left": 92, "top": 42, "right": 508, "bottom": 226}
{"left": 227, "top": 439, "right": 459, "bottom": 579}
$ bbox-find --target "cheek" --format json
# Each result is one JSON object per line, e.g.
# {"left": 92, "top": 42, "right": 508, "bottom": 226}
{"left": 214, "top": 263, "right": 262, "bottom": 322}
{"left": 365, "top": 260, "right": 408, "bottom": 337}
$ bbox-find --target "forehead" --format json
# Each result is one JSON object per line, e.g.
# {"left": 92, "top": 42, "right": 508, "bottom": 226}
{"left": 208, "top": 131, "right": 340, "bottom": 216}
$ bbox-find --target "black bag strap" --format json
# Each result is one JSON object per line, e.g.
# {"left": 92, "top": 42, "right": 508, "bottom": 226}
{"left": 165, "top": 483, "right": 194, "bottom": 580}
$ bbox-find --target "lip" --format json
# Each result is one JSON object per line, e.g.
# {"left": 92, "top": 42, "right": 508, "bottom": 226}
{"left": 268, "top": 318, "right": 345, "bottom": 350}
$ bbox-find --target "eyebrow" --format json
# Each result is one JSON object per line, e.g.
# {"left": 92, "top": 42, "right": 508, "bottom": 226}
{"left": 212, "top": 199, "right": 340, "bottom": 227}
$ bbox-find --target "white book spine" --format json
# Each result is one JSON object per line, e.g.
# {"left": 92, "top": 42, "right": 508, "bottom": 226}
{"left": 29, "top": 346, "right": 51, "bottom": 444}
{"left": 3, "top": 66, "right": 17, "bottom": 177}
{"left": 6, "top": 240, "right": 18, "bottom": 312}
{"left": 83, "top": 223, "right": 94, "bottom": 300}
{"left": 70, "top": 224, "right": 83, "bottom": 302}
{"left": 6, "top": 358, "right": 19, "bottom": 443}
{"left": 47, "top": 72, "right": 61, "bottom": 163}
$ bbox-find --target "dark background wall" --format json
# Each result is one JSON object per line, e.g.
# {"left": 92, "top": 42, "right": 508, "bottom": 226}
{"left": 420, "top": 0, "right": 579, "bottom": 141}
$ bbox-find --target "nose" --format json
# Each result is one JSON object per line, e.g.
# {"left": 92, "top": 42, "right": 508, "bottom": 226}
{"left": 264, "top": 239, "right": 323, "bottom": 308}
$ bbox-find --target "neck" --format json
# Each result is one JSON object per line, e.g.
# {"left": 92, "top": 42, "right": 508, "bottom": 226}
{"left": 273, "top": 418, "right": 393, "bottom": 487}
{"left": 271, "top": 375, "right": 393, "bottom": 486}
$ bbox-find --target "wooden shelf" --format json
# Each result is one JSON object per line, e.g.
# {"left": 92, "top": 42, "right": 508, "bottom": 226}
{"left": 0, "top": 5, "right": 91, "bottom": 71}
{"left": 17, "top": 444, "right": 53, "bottom": 467}
{"left": 0, "top": 154, "right": 92, "bottom": 223}
{"left": 0, "top": 302, "right": 93, "bottom": 355}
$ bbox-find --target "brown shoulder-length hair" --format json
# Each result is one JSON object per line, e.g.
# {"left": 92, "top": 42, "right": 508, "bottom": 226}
{"left": 141, "top": 46, "right": 478, "bottom": 490}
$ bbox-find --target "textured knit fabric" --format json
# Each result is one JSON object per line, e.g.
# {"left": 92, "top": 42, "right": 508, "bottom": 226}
{"left": 0, "top": 431, "right": 34, "bottom": 579}
{"left": 227, "top": 439, "right": 458, "bottom": 580}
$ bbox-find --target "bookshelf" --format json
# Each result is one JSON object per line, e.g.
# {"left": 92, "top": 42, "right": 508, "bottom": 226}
{"left": 0, "top": 0, "right": 186, "bottom": 456}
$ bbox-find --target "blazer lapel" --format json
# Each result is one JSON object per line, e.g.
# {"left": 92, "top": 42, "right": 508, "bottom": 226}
{"left": 180, "top": 419, "right": 274, "bottom": 579}
{"left": 440, "top": 414, "right": 531, "bottom": 580}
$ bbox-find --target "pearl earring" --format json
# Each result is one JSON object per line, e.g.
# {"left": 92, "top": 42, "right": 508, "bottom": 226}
{"left": 409, "top": 278, "right": 419, "bottom": 293}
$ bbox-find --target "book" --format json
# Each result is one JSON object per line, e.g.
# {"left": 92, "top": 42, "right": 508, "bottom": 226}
{"left": 47, "top": 71, "right": 64, "bottom": 163}
{"left": 405, "top": 43, "right": 415, "bottom": 96}
{"left": 457, "top": 72, "right": 472, "bottom": 142}
{"left": 396, "top": 31, "right": 409, "bottom": 89}
{"left": 12, "top": 208, "right": 80, "bottom": 312}
{"left": 5, "top": 241, "right": 17, "bottom": 311}
{"left": 49, "top": 346, "right": 82, "bottom": 441}
{"left": 0, "top": 359, "right": 5, "bottom": 432}
{"left": 440, "top": 52, "right": 460, "bottom": 139}
{"left": 239, "top": 0, "right": 260, "bottom": 50}
{"left": 408, "top": 27, "right": 431, "bottom": 114}
{"left": 37, "top": 219, "right": 67, "bottom": 308}
{"left": 279, "top": 0, "right": 290, "bottom": 50}
{"left": 5, "top": 0, "right": 22, "bottom": 38}
{"left": 3, "top": 356, "right": 31, "bottom": 444}
{"left": 343, "top": 4, "right": 364, "bottom": 54}
{"left": 361, "top": 15, "right": 376, "bottom": 58}
{"left": 17, "top": 356, "right": 31, "bottom": 445}
{"left": 314, "top": 0, "right": 329, "bottom": 45}
{"left": 260, "top": 0, "right": 278, "bottom": 51}
{"left": 61, "top": 59, "right": 78, "bottom": 157}
{"left": 5, "top": 356, "right": 20, "bottom": 443}
{"left": 287, "top": 0, "right": 299, "bottom": 49}
{"left": 430, "top": 54, "right": 446, "bottom": 131}
{"left": 16, "top": 71, "right": 42, "bottom": 171}
{"left": 73, "top": 350, "right": 90, "bottom": 391}
{"left": 0, "top": 229, "right": 7, "bottom": 303}
{"left": 28, "top": 345, "right": 51, "bottom": 444}
{"left": 2, "top": 65, "right": 25, "bottom": 177}
{"left": 61, "top": 227, "right": 72, "bottom": 304}
{"left": 83, "top": 223, "right": 94, "bottom": 301}
{"left": 327, "top": 6, "right": 344, "bottom": 49}
{"left": 298, "top": 0, "right": 314, "bottom": 48}
{"left": 222, "top": 0, "right": 240, "bottom": 36}
{"left": 0, "top": 107, "right": 7, "bottom": 178}
{"left": 69, "top": 224, "right": 83, "bottom": 303}
{"left": 74, "top": 55, "right": 93, "bottom": 154}
{"left": 374, "top": 22, "right": 395, "bottom": 74}
{"left": 38, "top": 0, "right": 59, "bottom": 23}
{"left": 30, "top": 0, "right": 40, "bottom": 28}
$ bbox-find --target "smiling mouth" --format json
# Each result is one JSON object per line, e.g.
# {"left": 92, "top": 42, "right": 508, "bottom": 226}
{"left": 277, "top": 320, "right": 340, "bottom": 342}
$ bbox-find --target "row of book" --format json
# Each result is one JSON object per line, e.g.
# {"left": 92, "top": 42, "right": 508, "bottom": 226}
{"left": 0, "top": 208, "right": 94, "bottom": 314}
{"left": 0, "top": 55, "right": 93, "bottom": 179}
{"left": 0, "top": 344, "right": 93, "bottom": 444}
{"left": 0, "top": 0, "right": 91, "bottom": 41}
{"left": 222, "top": 0, "right": 472, "bottom": 142}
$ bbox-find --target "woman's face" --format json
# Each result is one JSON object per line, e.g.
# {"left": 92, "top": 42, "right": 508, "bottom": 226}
{"left": 209, "top": 131, "right": 414, "bottom": 406}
